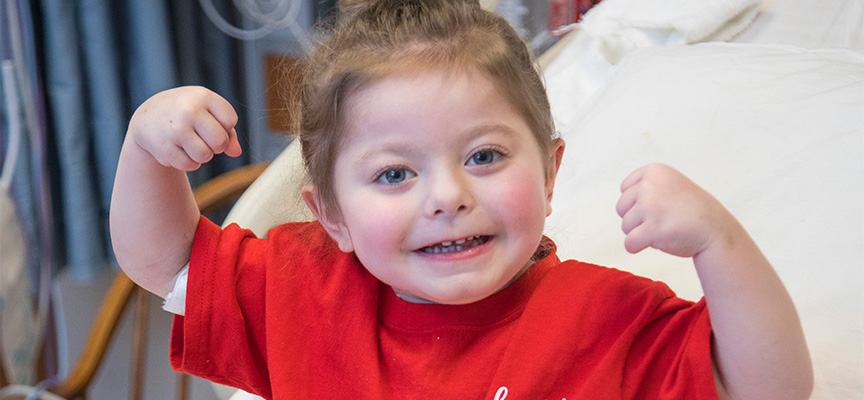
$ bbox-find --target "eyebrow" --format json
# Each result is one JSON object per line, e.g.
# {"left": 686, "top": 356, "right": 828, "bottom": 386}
{"left": 355, "top": 144, "right": 414, "bottom": 164}
{"left": 354, "top": 123, "right": 523, "bottom": 163}
{"left": 468, "top": 123, "right": 522, "bottom": 139}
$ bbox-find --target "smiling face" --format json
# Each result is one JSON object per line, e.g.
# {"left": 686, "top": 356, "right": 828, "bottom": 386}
{"left": 307, "top": 68, "right": 563, "bottom": 305}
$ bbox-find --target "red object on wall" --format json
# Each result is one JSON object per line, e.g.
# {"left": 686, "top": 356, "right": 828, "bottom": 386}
{"left": 547, "top": 0, "right": 603, "bottom": 34}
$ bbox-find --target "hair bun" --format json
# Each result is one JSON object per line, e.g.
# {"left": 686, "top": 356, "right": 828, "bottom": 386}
{"left": 337, "top": 0, "right": 483, "bottom": 22}
{"left": 337, "top": 0, "right": 374, "bottom": 20}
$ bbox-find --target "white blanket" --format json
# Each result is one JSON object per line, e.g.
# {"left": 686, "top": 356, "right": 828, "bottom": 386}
{"left": 579, "top": 0, "right": 761, "bottom": 63}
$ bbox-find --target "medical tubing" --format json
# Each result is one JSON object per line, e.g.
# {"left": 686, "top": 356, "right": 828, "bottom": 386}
{"left": 1, "top": 60, "right": 21, "bottom": 190}
{"left": 52, "top": 282, "right": 69, "bottom": 380}
{"left": 0, "top": 384, "right": 65, "bottom": 400}
{"left": 198, "top": 0, "right": 305, "bottom": 41}
{"left": 3, "top": 0, "right": 61, "bottom": 381}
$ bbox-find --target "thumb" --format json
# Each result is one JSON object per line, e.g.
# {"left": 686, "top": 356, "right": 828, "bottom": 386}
{"left": 224, "top": 128, "right": 243, "bottom": 157}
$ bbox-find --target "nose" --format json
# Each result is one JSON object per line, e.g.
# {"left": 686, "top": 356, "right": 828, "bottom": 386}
{"left": 423, "top": 167, "right": 475, "bottom": 219}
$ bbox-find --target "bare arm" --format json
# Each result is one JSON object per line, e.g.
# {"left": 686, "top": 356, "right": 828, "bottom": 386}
{"left": 110, "top": 86, "right": 241, "bottom": 297}
{"left": 694, "top": 221, "right": 812, "bottom": 400}
{"left": 616, "top": 163, "right": 813, "bottom": 400}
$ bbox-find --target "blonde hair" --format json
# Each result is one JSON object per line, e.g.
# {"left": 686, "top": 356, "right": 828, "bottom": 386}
{"left": 296, "top": 0, "right": 556, "bottom": 216}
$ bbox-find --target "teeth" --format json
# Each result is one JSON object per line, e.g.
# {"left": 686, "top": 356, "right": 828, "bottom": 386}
{"left": 422, "top": 236, "right": 484, "bottom": 254}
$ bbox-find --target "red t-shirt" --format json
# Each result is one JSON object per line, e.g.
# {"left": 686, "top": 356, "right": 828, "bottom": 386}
{"left": 171, "top": 217, "right": 717, "bottom": 399}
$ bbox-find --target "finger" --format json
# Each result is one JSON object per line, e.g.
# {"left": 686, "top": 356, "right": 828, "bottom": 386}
{"left": 623, "top": 224, "right": 652, "bottom": 254}
{"left": 620, "top": 207, "right": 643, "bottom": 235}
{"left": 620, "top": 165, "right": 646, "bottom": 193}
{"left": 205, "top": 92, "right": 239, "bottom": 132}
{"left": 193, "top": 112, "right": 232, "bottom": 154}
{"left": 616, "top": 186, "right": 639, "bottom": 218}
{"left": 179, "top": 133, "right": 215, "bottom": 164}
{"left": 158, "top": 144, "right": 202, "bottom": 171}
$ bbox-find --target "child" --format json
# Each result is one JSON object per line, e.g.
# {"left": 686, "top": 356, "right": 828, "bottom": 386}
{"left": 110, "top": 0, "right": 813, "bottom": 398}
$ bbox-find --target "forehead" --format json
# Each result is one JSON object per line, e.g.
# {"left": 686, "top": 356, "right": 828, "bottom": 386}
{"left": 338, "top": 68, "right": 530, "bottom": 150}
{"left": 350, "top": 67, "right": 486, "bottom": 114}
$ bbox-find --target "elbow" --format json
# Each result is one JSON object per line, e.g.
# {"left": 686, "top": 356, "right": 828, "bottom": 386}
{"left": 718, "top": 353, "right": 815, "bottom": 400}
{"left": 766, "top": 377, "right": 813, "bottom": 400}
{"left": 789, "top": 362, "right": 814, "bottom": 400}
{"left": 767, "top": 365, "right": 816, "bottom": 400}
{"left": 762, "top": 358, "right": 815, "bottom": 400}
{"left": 724, "top": 379, "right": 813, "bottom": 400}
{"left": 783, "top": 345, "right": 815, "bottom": 400}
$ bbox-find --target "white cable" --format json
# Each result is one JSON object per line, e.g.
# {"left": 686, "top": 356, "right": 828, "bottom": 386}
{"left": 288, "top": 16, "right": 314, "bottom": 52}
{"left": 51, "top": 282, "right": 69, "bottom": 380}
{"left": 0, "top": 384, "right": 66, "bottom": 400}
{"left": 5, "top": 0, "right": 43, "bottom": 175}
{"left": 232, "top": 0, "right": 291, "bottom": 24}
{"left": 198, "top": 0, "right": 312, "bottom": 51}
{"left": 4, "top": 0, "right": 55, "bottom": 385}
{"left": 199, "top": 0, "right": 278, "bottom": 40}
{"left": 1, "top": 60, "right": 22, "bottom": 191}
{"left": 23, "top": 381, "right": 52, "bottom": 400}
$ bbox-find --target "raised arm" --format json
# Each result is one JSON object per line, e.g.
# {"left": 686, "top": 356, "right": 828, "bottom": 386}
{"left": 616, "top": 163, "right": 813, "bottom": 400}
{"left": 110, "top": 86, "right": 241, "bottom": 298}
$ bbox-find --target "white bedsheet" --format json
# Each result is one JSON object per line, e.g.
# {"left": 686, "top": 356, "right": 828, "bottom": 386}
{"left": 546, "top": 42, "right": 863, "bottom": 399}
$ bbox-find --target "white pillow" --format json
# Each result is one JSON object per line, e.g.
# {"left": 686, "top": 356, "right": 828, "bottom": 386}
{"left": 223, "top": 138, "right": 313, "bottom": 236}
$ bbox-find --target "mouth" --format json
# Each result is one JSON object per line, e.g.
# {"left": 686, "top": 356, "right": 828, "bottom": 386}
{"left": 417, "top": 236, "right": 491, "bottom": 254}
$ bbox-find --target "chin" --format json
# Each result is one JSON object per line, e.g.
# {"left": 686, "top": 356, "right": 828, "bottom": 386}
{"left": 427, "top": 287, "right": 498, "bottom": 305}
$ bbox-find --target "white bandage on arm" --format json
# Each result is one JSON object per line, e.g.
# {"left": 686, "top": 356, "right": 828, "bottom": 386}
{"left": 162, "top": 263, "right": 189, "bottom": 316}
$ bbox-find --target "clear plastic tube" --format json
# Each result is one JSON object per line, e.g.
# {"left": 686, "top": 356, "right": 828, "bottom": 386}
{"left": 198, "top": 0, "right": 312, "bottom": 51}
{"left": 1, "top": 60, "right": 22, "bottom": 191}
{"left": 0, "top": 383, "right": 65, "bottom": 400}
{"left": 3, "top": 0, "right": 56, "bottom": 383}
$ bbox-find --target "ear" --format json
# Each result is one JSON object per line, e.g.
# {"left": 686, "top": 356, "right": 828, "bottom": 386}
{"left": 301, "top": 184, "right": 355, "bottom": 253}
{"left": 544, "top": 138, "right": 566, "bottom": 217}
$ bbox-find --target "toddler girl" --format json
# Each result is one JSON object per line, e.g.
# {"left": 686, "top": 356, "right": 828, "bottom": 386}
{"left": 110, "top": 0, "right": 812, "bottom": 398}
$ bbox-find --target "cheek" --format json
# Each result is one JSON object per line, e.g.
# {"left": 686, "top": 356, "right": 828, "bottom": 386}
{"left": 338, "top": 195, "right": 417, "bottom": 286}
{"left": 340, "top": 193, "right": 413, "bottom": 249}
{"left": 489, "top": 169, "right": 549, "bottom": 226}
{"left": 333, "top": 173, "right": 399, "bottom": 238}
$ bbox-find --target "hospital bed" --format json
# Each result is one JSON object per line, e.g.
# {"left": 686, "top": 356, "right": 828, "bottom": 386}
{"left": 209, "top": 0, "right": 862, "bottom": 399}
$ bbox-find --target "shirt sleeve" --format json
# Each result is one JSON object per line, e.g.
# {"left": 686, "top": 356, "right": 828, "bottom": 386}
{"left": 169, "top": 216, "right": 273, "bottom": 399}
{"left": 623, "top": 296, "right": 717, "bottom": 400}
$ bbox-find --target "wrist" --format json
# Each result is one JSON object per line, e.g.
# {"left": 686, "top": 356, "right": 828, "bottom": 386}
{"left": 692, "top": 217, "right": 760, "bottom": 275}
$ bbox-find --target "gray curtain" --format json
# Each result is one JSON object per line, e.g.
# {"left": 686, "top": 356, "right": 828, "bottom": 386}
{"left": 2, "top": 0, "right": 252, "bottom": 285}
{"left": 36, "top": 0, "right": 248, "bottom": 280}
{"left": 2, "top": 0, "right": 255, "bottom": 382}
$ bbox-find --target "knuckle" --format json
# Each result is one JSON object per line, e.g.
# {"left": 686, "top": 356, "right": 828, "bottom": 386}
{"left": 184, "top": 85, "right": 210, "bottom": 99}
{"left": 212, "top": 134, "right": 230, "bottom": 150}
{"left": 176, "top": 103, "right": 201, "bottom": 125}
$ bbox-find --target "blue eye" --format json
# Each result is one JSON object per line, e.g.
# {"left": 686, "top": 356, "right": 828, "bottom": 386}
{"left": 375, "top": 167, "right": 416, "bottom": 184}
{"left": 467, "top": 149, "right": 502, "bottom": 166}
